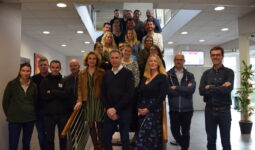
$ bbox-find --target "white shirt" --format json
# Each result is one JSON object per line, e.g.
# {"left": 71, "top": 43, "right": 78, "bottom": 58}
{"left": 112, "top": 65, "right": 123, "bottom": 75}
{"left": 175, "top": 68, "right": 184, "bottom": 85}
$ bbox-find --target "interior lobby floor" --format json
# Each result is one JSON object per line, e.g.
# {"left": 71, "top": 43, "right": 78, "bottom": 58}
{"left": 112, "top": 109, "right": 255, "bottom": 150}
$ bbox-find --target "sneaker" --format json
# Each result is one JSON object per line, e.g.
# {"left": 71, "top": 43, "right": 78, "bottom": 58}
{"left": 170, "top": 139, "right": 178, "bottom": 145}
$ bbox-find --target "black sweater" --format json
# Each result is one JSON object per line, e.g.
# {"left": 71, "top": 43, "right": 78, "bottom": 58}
{"left": 41, "top": 74, "right": 68, "bottom": 115}
{"left": 101, "top": 67, "right": 135, "bottom": 111}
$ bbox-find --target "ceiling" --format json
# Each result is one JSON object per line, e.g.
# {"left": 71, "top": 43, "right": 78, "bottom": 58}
{"left": 12, "top": 0, "right": 255, "bottom": 56}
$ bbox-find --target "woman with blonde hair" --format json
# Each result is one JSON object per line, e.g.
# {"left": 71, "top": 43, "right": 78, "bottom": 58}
{"left": 125, "top": 29, "right": 142, "bottom": 61}
{"left": 101, "top": 32, "right": 118, "bottom": 63}
{"left": 74, "top": 51, "right": 105, "bottom": 150}
{"left": 136, "top": 55, "right": 169, "bottom": 150}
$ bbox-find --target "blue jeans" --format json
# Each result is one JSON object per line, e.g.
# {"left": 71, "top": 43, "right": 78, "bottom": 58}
{"left": 8, "top": 121, "right": 35, "bottom": 150}
{"left": 36, "top": 110, "right": 46, "bottom": 150}
{"left": 102, "top": 109, "right": 131, "bottom": 150}
{"left": 205, "top": 108, "right": 231, "bottom": 150}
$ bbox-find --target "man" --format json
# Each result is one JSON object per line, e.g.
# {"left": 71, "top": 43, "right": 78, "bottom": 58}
{"left": 142, "top": 19, "right": 163, "bottom": 52}
{"left": 101, "top": 50, "right": 135, "bottom": 150}
{"left": 96, "top": 22, "right": 119, "bottom": 45}
{"left": 96, "top": 22, "right": 111, "bottom": 42}
{"left": 121, "top": 9, "right": 132, "bottom": 33}
{"left": 133, "top": 9, "right": 145, "bottom": 41}
{"left": 64, "top": 59, "right": 80, "bottom": 116}
{"left": 167, "top": 54, "right": 196, "bottom": 150}
{"left": 110, "top": 9, "right": 121, "bottom": 30}
{"left": 125, "top": 18, "right": 144, "bottom": 42}
{"left": 41, "top": 60, "right": 68, "bottom": 150}
{"left": 32, "top": 57, "right": 49, "bottom": 150}
{"left": 145, "top": 9, "right": 162, "bottom": 33}
{"left": 199, "top": 46, "right": 234, "bottom": 150}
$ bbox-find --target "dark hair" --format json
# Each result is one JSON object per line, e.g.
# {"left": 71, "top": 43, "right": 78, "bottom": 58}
{"left": 103, "top": 22, "right": 111, "bottom": 27}
{"left": 134, "top": 9, "right": 141, "bottom": 15}
{"left": 93, "top": 42, "right": 103, "bottom": 50}
{"left": 50, "top": 60, "right": 61, "bottom": 68}
{"left": 38, "top": 56, "right": 48, "bottom": 64}
{"left": 127, "top": 18, "right": 134, "bottom": 23}
{"left": 150, "top": 44, "right": 163, "bottom": 58}
{"left": 114, "top": 9, "right": 119, "bottom": 12}
{"left": 18, "top": 63, "right": 31, "bottom": 77}
{"left": 146, "top": 18, "right": 155, "bottom": 25}
{"left": 210, "top": 46, "right": 224, "bottom": 56}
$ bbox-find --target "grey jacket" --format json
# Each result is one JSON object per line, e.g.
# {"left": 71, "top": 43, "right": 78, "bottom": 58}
{"left": 167, "top": 67, "right": 196, "bottom": 112}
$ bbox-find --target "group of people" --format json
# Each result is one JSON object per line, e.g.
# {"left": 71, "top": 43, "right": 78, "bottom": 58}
{"left": 2, "top": 8, "right": 234, "bottom": 150}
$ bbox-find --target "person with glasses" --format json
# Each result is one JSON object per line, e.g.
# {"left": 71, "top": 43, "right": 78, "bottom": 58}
{"left": 199, "top": 46, "right": 234, "bottom": 150}
{"left": 167, "top": 54, "right": 196, "bottom": 150}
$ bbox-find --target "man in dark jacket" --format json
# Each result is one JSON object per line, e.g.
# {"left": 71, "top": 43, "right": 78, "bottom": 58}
{"left": 32, "top": 56, "right": 49, "bottom": 150}
{"left": 101, "top": 50, "right": 135, "bottom": 150}
{"left": 199, "top": 46, "right": 234, "bottom": 150}
{"left": 41, "top": 60, "right": 68, "bottom": 150}
{"left": 167, "top": 54, "right": 196, "bottom": 150}
{"left": 64, "top": 59, "right": 80, "bottom": 116}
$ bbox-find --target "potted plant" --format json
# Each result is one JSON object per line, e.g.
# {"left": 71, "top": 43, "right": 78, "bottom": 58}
{"left": 236, "top": 60, "right": 254, "bottom": 134}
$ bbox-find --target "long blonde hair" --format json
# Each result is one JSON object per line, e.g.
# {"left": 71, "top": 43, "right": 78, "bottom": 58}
{"left": 144, "top": 54, "right": 167, "bottom": 79}
{"left": 101, "top": 32, "right": 117, "bottom": 51}
{"left": 125, "top": 29, "right": 139, "bottom": 46}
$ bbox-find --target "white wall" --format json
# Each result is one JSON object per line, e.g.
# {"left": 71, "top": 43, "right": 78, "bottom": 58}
{"left": 21, "top": 34, "right": 67, "bottom": 75}
{"left": 0, "top": 3, "right": 21, "bottom": 150}
{"left": 65, "top": 56, "right": 85, "bottom": 75}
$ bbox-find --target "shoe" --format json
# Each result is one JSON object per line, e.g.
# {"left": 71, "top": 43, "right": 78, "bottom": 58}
{"left": 170, "top": 139, "right": 178, "bottom": 146}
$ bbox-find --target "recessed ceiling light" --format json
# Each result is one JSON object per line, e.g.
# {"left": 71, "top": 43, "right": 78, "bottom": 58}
{"left": 56, "top": 3, "right": 67, "bottom": 8}
{"left": 214, "top": 6, "right": 225, "bottom": 11}
{"left": 42, "top": 31, "right": 50, "bottom": 35}
{"left": 81, "top": 50, "right": 85, "bottom": 53}
{"left": 76, "top": 30, "right": 84, "bottom": 34}
{"left": 61, "top": 44, "right": 67, "bottom": 47}
{"left": 168, "top": 41, "right": 174, "bottom": 44}
{"left": 181, "top": 31, "right": 188, "bottom": 35}
{"left": 199, "top": 39, "right": 205, "bottom": 42}
{"left": 221, "top": 28, "right": 229, "bottom": 31}
{"left": 84, "top": 41, "right": 90, "bottom": 44}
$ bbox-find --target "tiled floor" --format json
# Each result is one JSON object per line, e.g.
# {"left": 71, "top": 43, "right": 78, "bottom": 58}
{"left": 112, "top": 109, "right": 255, "bottom": 150}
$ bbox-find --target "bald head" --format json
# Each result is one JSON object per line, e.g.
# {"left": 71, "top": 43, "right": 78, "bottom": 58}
{"left": 146, "top": 9, "right": 153, "bottom": 18}
{"left": 174, "top": 54, "right": 185, "bottom": 70}
{"left": 69, "top": 59, "right": 80, "bottom": 75}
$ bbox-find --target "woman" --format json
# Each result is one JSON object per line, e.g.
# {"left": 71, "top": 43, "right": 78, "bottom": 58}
{"left": 74, "top": 51, "right": 105, "bottom": 150}
{"left": 93, "top": 42, "right": 111, "bottom": 70}
{"left": 3, "top": 63, "right": 37, "bottom": 150}
{"left": 136, "top": 55, "right": 168, "bottom": 150}
{"left": 101, "top": 32, "right": 118, "bottom": 62}
{"left": 122, "top": 44, "right": 140, "bottom": 132}
{"left": 125, "top": 29, "right": 142, "bottom": 61}
{"left": 122, "top": 44, "right": 140, "bottom": 88}
{"left": 112, "top": 18, "right": 125, "bottom": 42}
{"left": 149, "top": 44, "right": 166, "bottom": 68}
{"left": 137, "top": 35, "right": 154, "bottom": 79}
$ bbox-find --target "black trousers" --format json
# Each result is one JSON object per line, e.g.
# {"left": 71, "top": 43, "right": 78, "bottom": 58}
{"left": 44, "top": 114, "right": 68, "bottom": 150}
{"left": 170, "top": 111, "right": 193, "bottom": 150}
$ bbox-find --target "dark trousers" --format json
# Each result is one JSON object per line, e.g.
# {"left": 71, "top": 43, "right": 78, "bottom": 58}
{"left": 205, "top": 108, "right": 231, "bottom": 150}
{"left": 102, "top": 109, "right": 131, "bottom": 150}
{"left": 36, "top": 109, "right": 46, "bottom": 150}
{"left": 8, "top": 121, "right": 35, "bottom": 150}
{"left": 44, "top": 114, "right": 68, "bottom": 150}
{"left": 170, "top": 111, "right": 193, "bottom": 150}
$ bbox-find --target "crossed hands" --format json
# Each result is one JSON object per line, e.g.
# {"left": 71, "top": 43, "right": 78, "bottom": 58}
{"left": 170, "top": 83, "right": 193, "bottom": 90}
{"left": 205, "top": 81, "right": 231, "bottom": 89}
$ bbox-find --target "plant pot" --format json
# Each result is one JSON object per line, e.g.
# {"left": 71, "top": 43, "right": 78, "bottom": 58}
{"left": 239, "top": 121, "right": 253, "bottom": 134}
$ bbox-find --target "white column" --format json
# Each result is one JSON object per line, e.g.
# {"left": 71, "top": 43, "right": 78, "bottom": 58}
{"left": 238, "top": 34, "right": 250, "bottom": 71}
{"left": 0, "top": 3, "right": 21, "bottom": 149}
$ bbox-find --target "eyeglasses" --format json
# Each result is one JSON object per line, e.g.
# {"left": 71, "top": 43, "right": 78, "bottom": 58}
{"left": 175, "top": 59, "right": 184, "bottom": 61}
{"left": 211, "top": 54, "right": 222, "bottom": 57}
